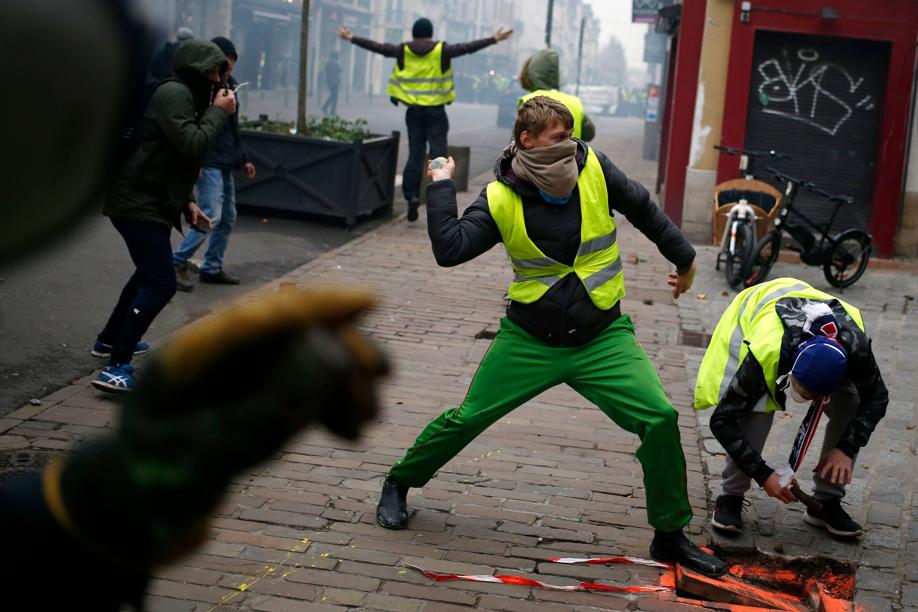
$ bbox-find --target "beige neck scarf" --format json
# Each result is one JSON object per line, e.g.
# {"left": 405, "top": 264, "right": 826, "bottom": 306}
{"left": 506, "top": 140, "right": 579, "bottom": 199}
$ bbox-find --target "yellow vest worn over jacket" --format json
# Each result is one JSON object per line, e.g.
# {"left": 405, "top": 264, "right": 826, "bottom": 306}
{"left": 387, "top": 42, "right": 455, "bottom": 106}
{"left": 486, "top": 147, "right": 624, "bottom": 310}
{"left": 694, "top": 277, "right": 864, "bottom": 413}
{"left": 519, "top": 89, "right": 585, "bottom": 139}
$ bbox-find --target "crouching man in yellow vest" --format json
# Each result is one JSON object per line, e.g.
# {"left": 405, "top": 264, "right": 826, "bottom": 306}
{"left": 374, "top": 96, "right": 728, "bottom": 577}
{"left": 695, "top": 278, "right": 888, "bottom": 537}
{"left": 339, "top": 19, "right": 513, "bottom": 222}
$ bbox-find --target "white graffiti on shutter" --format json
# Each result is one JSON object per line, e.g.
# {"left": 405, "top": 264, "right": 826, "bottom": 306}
{"left": 756, "top": 48, "right": 876, "bottom": 137}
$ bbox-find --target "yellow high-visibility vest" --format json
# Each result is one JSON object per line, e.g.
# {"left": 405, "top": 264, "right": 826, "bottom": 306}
{"left": 694, "top": 277, "right": 864, "bottom": 413}
{"left": 387, "top": 42, "right": 455, "bottom": 106}
{"left": 486, "top": 147, "right": 623, "bottom": 309}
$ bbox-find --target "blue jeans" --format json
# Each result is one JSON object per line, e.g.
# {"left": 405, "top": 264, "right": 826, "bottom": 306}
{"left": 173, "top": 167, "right": 236, "bottom": 274}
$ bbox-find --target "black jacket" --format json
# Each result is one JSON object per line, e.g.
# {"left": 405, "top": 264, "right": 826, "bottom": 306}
{"left": 202, "top": 75, "right": 250, "bottom": 170}
{"left": 350, "top": 36, "right": 497, "bottom": 105}
{"left": 709, "top": 297, "right": 888, "bottom": 485}
{"left": 425, "top": 139, "right": 695, "bottom": 347}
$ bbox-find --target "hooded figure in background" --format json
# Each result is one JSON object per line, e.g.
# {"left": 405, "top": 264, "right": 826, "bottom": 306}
{"left": 91, "top": 38, "right": 237, "bottom": 393}
{"left": 519, "top": 49, "right": 596, "bottom": 141}
{"left": 149, "top": 26, "right": 195, "bottom": 80}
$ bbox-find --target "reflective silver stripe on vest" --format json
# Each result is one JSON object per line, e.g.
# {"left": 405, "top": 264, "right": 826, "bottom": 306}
{"left": 513, "top": 274, "right": 562, "bottom": 287}
{"left": 718, "top": 282, "right": 809, "bottom": 400}
{"left": 511, "top": 255, "right": 561, "bottom": 269}
{"left": 389, "top": 81, "right": 453, "bottom": 96}
{"left": 582, "top": 257, "right": 623, "bottom": 291}
{"left": 389, "top": 76, "right": 453, "bottom": 84}
{"left": 389, "top": 86, "right": 454, "bottom": 96}
{"left": 576, "top": 229, "right": 617, "bottom": 257}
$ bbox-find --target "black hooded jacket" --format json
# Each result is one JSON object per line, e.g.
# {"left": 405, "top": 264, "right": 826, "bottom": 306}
{"left": 202, "top": 75, "right": 250, "bottom": 170}
{"left": 709, "top": 297, "right": 888, "bottom": 486}
{"left": 425, "top": 139, "right": 695, "bottom": 347}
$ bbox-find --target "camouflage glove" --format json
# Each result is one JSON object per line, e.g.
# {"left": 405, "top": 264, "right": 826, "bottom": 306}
{"left": 53, "top": 287, "right": 388, "bottom": 565}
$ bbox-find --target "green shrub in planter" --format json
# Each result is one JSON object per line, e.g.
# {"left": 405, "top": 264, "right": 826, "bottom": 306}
{"left": 240, "top": 115, "right": 371, "bottom": 142}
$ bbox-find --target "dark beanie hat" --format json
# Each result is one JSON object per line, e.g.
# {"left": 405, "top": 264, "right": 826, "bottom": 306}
{"left": 412, "top": 18, "right": 433, "bottom": 39}
{"left": 212, "top": 36, "right": 238, "bottom": 60}
{"left": 790, "top": 335, "right": 848, "bottom": 397}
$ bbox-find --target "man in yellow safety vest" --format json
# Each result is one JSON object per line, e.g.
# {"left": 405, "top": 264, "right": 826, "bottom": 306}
{"left": 374, "top": 96, "right": 728, "bottom": 577}
{"left": 695, "top": 278, "right": 888, "bottom": 538}
{"left": 339, "top": 19, "right": 513, "bottom": 222}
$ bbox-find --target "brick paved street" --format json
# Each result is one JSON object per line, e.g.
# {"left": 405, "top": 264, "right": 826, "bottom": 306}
{"left": 2, "top": 116, "right": 916, "bottom": 610}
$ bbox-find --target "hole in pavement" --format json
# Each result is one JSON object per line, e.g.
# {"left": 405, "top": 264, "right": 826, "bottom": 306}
{"left": 669, "top": 549, "right": 856, "bottom": 610}
{"left": 679, "top": 330, "right": 712, "bottom": 348}
{"left": 475, "top": 329, "right": 497, "bottom": 340}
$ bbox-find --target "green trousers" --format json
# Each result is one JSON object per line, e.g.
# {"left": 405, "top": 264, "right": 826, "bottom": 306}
{"left": 389, "top": 315, "right": 693, "bottom": 532}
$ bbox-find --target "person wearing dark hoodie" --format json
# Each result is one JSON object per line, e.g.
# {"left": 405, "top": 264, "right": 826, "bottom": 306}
{"left": 374, "top": 96, "right": 727, "bottom": 577}
{"left": 173, "top": 36, "right": 256, "bottom": 292}
{"left": 91, "top": 38, "right": 236, "bottom": 393}
{"left": 695, "top": 278, "right": 887, "bottom": 538}
{"left": 149, "top": 27, "right": 195, "bottom": 80}
{"left": 338, "top": 18, "right": 513, "bottom": 222}
{"left": 518, "top": 48, "right": 595, "bottom": 141}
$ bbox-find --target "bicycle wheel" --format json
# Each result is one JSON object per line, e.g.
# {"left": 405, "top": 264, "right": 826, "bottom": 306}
{"left": 744, "top": 232, "right": 781, "bottom": 287}
{"left": 724, "top": 221, "right": 754, "bottom": 288}
{"left": 824, "top": 229, "right": 871, "bottom": 288}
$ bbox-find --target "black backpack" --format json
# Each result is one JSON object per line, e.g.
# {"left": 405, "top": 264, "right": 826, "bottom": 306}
{"left": 117, "top": 77, "right": 189, "bottom": 160}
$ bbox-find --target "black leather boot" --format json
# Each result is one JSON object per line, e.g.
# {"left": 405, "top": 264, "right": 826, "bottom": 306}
{"left": 650, "top": 530, "right": 727, "bottom": 577}
{"left": 376, "top": 476, "right": 409, "bottom": 530}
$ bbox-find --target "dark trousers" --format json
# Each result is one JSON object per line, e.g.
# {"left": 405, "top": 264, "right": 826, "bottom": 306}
{"left": 98, "top": 218, "right": 177, "bottom": 365}
{"left": 322, "top": 85, "right": 339, "bottom": 115}
{"left": 403, "top": 105, "right": 449, "bottom": 201}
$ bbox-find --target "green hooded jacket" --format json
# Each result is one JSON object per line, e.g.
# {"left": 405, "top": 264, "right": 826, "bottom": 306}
{"left": 104, "top": 39, "right": 230, "bottom": 230}
{"left": 520, "top": 49, "right": 595, "bottom": 142}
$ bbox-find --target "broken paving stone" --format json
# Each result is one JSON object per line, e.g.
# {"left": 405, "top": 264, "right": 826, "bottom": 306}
{"left": 675, "top": 565, "right": 802, "bottom": 609}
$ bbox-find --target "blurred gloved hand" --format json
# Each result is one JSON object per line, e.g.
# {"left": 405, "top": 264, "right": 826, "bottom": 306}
{"left": 53, "top": 287, "right": 388, "bottom": 564}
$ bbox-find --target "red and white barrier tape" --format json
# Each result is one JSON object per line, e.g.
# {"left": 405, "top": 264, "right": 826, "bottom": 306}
{"left": 406, "top": 555, "right": 673, "bottom": 594}
{"left": 546, "top": 556, "right": 671, "bottom": 569}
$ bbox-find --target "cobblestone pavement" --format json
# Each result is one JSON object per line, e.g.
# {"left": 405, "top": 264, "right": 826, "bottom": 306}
{"left": 2, "top": 117, "right": 915, "bottom": 610}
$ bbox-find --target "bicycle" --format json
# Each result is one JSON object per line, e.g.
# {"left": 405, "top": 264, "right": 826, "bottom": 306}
{"left": 744, "top": 167, "right": 872, "bottom": 288}
{"left": 713, "top": 145, "right": 791, "bottom": 288}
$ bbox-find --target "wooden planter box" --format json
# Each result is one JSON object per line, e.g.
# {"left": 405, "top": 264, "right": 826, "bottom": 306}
{"left": 236, "top": 130, "right": 399, "bottom": 226}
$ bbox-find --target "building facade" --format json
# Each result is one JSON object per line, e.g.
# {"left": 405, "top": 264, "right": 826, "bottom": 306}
{"left": 656, "top": 0, "right": 918, "bottom": 258}
{"left": 136, "top": 0, "right": 600, "bottom": 110}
